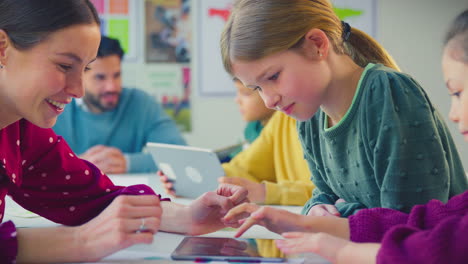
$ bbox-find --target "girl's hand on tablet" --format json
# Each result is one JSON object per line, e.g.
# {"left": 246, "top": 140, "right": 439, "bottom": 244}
{"left": 224, "top": 203, "right": 309, "bottom": 237}
{"left": 218, "top": 176, "right": 266, "bottom": 203}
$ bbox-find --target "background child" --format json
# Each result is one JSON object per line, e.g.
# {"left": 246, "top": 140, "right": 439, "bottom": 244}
{"left": 161, "top": 111, "right": 314, "bottom": 205}
{"left": 161, "top": 79, "right": 315, "bottom": 205}
{"left": 223, "top": 78, "right": 275, "bottom": 161}
{"left": 220, "top": 111, "right": 313, "bottom": 204}
{"left": 221, "top": 0, "right": 467, "bottom": 217}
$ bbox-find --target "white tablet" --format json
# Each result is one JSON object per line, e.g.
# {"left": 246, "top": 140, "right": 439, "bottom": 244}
{"left": 146, "top": 142, "right": 224, "bottom": 198}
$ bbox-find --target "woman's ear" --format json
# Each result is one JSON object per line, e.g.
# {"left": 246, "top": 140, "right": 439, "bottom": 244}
{"left": 0, "top": 30, "right": 10, "bottom": 63}
{"left": 0, "top": 29, "right": 15, "bottom": 66}
{"left": 303, "top": 28, "right": 330, "bottom": 60}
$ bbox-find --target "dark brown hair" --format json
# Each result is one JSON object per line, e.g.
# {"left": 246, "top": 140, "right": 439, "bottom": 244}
{"left": 0, "top": 0, "right": 100, "bottom": 50}
{"left": 445, "top": 9, "right": 468, "bottom": 63}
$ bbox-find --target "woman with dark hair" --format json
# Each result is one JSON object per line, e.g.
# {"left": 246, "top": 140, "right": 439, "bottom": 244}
{"left": 0, "top": 1, "right": 247, "bottom": 263}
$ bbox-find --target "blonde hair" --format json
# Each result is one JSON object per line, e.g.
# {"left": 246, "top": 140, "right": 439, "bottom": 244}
{"left": 221, "top": 0, "right": 400, "bottom": 75}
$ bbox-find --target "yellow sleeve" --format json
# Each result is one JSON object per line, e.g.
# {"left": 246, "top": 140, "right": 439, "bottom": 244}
{"left": 223, "top": 112, "right": 315, "bottom": 206}
{"left": 256, "top": 239, "right": 285, "bottom": 258}
{"left": 222, "top": 115, "right": 276, "bottom": 183}
{"left": 263, "top": 180, "right": 314, "bottom": 206}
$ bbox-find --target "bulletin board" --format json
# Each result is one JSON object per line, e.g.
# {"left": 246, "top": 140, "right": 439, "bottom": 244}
{"left": 90, "top": 0, "right": 141, "bottom": 61}
{"left": 144, "top": 0, "right": 191, "bottom": 63}
{"left": 144, "top": 0, "right": 192, "bottom": 132}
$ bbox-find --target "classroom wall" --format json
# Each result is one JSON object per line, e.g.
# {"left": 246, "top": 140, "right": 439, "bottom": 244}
{"left": 122, "top": 0, "right": 468, "bottom": 167}
{"left": 122, "top": 1, "right": 244, "bottom": 150}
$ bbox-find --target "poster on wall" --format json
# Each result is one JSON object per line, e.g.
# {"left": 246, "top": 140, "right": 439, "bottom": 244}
{"left": 90, "top": 0, "right": 141, "bottom": 61}
{"left": 165, "top": 67, "right": 191, "bottom": 132}
{"left": 143, "top": 0, "right": 192, "bottom": 132}
{"left": 144, "top": 0, "right": 191, "bottom": 63}
{"left": 145, "top": 65, "right": 192, "bottom": 132}
{"left": 197, "top": 0, "right": 378, "bottom": 96}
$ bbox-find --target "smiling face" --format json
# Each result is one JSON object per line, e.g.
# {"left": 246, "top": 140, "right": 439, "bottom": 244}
{"left": 232, "top": 48, "right": 331, "bottom": 122}
{"left": 0, "top": 24, "right": 101, "bottom": 129}
{"left": 443, "top": 40, "right": 468, "bottom": 141}
{"left": 82, "top": 54, "right": 122, "bottom": 113}
{"left": 234, "top": 79, "right": 275, "bottom": 123}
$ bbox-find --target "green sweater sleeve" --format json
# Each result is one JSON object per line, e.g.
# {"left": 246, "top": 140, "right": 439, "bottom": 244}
{"left": 301, "top": 181, "right": 368, "bottom": 216}
{"left": 299, "top": 64, "right": 467, "bottom": 217}
{"left": 301, "top": 186, "right": 338, "bottom": 214}
{"left": 300, "top": 154, "right": 366, "bottom": 217}
{"left": 335, "top": 202, "right": 367, "bottom": 217}
{"left": 298, "top": 116, "right": 330, "bottom": 214}
{"left": 362, "top": 69, "right": 467, "bottom": 212}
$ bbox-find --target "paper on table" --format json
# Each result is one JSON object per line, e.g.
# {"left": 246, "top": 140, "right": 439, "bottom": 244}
{"left": 5, "top": 207, "right": 40, "bottom": 218}
{"left": 108, "top": 175, "right": 150, "bottom": 187}
{"left": 4, "top": 196, "right": 40, "bottom": 218}
{"left": 97, "top": 250, "right": 169, "bottom": 262}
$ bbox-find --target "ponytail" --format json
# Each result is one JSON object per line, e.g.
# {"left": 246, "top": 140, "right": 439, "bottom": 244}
{"left": 344, "top": 27, "right": 400, "bottom": 71}
{"left": 221, "top": 0, "right": 400, "bottom": 74}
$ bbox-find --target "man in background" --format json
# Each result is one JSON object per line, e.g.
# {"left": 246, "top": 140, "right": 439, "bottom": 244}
{"left": 54, "top": 36, "right": 186, "bottom": 174}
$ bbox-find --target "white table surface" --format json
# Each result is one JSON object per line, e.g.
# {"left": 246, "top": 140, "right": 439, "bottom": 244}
{"left": 4, "top": 174, "right": 329, "bottom": 264}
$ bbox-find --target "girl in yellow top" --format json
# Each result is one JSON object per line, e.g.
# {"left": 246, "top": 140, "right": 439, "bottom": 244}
{"left": 224, "top": 78, "right": 275, "bottom": 161}
{"left": 221, "top": 111, "right": 314, "bottom": 205}
{"left": 161, "top": 84, "right": 313, "bottom": 206}
{"left": 160, "top": 111, "right": 313, "bottom": 205}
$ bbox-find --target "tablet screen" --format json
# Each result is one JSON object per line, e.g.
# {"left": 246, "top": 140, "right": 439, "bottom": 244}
{"left": 171, "top": 237, "right": 287, "bottom": 262}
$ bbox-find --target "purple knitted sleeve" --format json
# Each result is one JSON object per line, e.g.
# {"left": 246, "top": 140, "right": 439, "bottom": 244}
{"left": 349, "top": 191, "right": 468, "bottom": 243}
{"left": 377, "top": 215, "right": 468, "bottom": 263}
{"left": 0, "top": 221, "right": 18, "bottom": 263}
{"left": 349, "top": 207, "right": 409, "bottom": 242}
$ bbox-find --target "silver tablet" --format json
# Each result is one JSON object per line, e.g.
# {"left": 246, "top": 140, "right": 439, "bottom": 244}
{"left": 171, "top": 237, "right": 286, "bottom": 262}
{"left": 146, "top": 142, "right": 224, "bottom": 198}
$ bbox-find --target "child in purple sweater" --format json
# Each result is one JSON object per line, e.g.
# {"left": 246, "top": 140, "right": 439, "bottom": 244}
{"left": 224, "top": 9, "right": 468, "bottom": 264}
